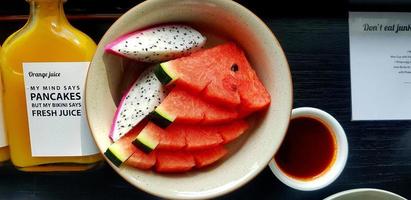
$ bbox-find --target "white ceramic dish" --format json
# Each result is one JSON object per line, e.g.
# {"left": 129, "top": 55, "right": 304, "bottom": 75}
{"left": 269, "top": 107, "right": 348, "bottom": 191}
{"left": 324, "top": 188, "right": 406, "bottom": 200}
{"left": 85, "top": 0, "right": 292, "bottom": 199}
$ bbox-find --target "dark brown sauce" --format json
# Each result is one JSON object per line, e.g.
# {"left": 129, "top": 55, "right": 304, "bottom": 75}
{"left": 274, "top": 116, "right": 336, "bottom": 180}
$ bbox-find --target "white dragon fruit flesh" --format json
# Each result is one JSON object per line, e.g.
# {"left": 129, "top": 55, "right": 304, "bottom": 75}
{"left": 109, "top": 66, "right": 166, "bottom": 142}
{"left": 105, "top": 24, "right": 206, "bottom": 63}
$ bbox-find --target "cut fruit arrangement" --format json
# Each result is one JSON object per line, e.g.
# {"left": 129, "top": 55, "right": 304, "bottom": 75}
{"left": 104, "top": 24, "right": 271, "bottom": 173}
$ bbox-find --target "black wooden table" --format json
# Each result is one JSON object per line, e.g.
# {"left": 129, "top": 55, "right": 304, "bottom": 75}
{"left": 0, "top": 1, "right": 410, "bottom": 199}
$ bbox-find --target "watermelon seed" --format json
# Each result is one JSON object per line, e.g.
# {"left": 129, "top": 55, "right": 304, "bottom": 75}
{"left": 231, "top": 64, "right": 239, "bottom": 72}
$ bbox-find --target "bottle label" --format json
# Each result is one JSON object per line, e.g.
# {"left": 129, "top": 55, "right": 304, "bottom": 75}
{"left": 23, "top": 62, "right": 99, "bottom": 156}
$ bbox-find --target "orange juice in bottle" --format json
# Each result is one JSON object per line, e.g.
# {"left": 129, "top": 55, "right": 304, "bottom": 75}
{"left": 1, "top": 0, "right": 101, "bottom": 171}
{"left": 0, "top": 45, "right": 10, "bottom": 163}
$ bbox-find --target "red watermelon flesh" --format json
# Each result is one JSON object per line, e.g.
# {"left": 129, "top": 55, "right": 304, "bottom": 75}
{"left": 155, "top": 151, "right": 195, "bottom": 173}
{"left": 160, "top": 42, "right": 270, "bottom": 115}
{"left": 213, "top": 120, "right": 249, "bottom": 144}
{"left": 125, "top": 149, "right": 156, "bottom": 170}
{"left": 150, "top": 120, "right": 249, "bottom": 151}
{"left": 182, "top": 125, "right": 224, "bottom": 151}
{"left": 124, "top": 120, "right": 247, "bottom": 171}
{"left": 192, "top": 145, "right": 228, "bottom": 168}
{"left": 157, "top": 125, "right": 186, "bottom": 150}
{"left": 157, "top": 86, "right": 238, "bottom": 124}
{"left": 237, "top": 64, "right": 271, "bottom": 117}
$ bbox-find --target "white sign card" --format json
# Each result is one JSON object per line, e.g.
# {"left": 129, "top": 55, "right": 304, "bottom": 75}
{"left": 23, "top": 62, "right": 99, "bottom": 156}
{"left": 350, "top": 12, "right": 411, "bottom": 120}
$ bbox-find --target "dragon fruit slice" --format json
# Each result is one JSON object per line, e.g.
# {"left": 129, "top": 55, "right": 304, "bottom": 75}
{"left": 109, "top": 66, "right": 166, "bottom": 142}
{"left": 105, "top": 24, "right": 206, "bottom": 63}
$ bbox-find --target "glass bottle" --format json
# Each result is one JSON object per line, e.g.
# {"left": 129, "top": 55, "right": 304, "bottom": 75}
{"left": 1, "top": 0, "right": 101, "bottom": 171}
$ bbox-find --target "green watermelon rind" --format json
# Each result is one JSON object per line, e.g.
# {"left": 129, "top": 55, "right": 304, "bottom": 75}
{"left": 132, "top": 139, "right": 155, "bottom": 154}
{"left": 132, "top": 128, "right": 160, "bottom": 153}
{"left": 149, "top": 106, "right": 175, "bottom": 128}
{"left": 104, "top": 144, "right": 130, "bottom": 167}
{"left": 155, "top": 62, "right": 177, "bottom": 85}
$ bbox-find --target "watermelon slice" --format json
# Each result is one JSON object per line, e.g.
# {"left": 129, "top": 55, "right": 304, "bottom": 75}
{"left": 150, "top": 86, "right": 238, "bottom": 128}
{"left": 125, "top": 149, "right": 156, "bottom": 170}
{"left": 212, "top": 120, "right": 249, "bottom": 144}
{"left": 132, "top": 122, "right": 163, "bottom": 153}
{"left": 180, "top": 120, "right": 248, "bottom": 149}
{"left": 154, "top": 42, "right": 271, "bottom": 116}
{"left": 192, "top": 145, "right": 228, "bottom": 168}
{"left": 140, "top": 121, "right": 247, "bottom": 151}
{"left": 155, "top": 151, "right": 195, "bottom": 173}
{"left": 182, "top": 125, "right": 224, "bottom": 151}
{"left": 104, "top": 121, "right": 147, "bottom": 167}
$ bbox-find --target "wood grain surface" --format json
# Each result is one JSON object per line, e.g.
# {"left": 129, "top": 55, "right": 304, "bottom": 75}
{"left": 0, "top": 3, "right": 410, "bottom": 200}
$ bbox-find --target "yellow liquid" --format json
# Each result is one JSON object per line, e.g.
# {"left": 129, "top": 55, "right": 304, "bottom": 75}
{"left": 0, "top": 46, "right": 10, "bottom": 163}
{"left": 1, "top": 0, "right": 101, "bottom": 171}
{"left": 0, "top": 147, "right": 9, "bottom": 163}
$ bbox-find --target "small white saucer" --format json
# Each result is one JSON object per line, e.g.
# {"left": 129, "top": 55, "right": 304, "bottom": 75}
{"left": 269, "top": 107, "right": 349, "bottom": 191}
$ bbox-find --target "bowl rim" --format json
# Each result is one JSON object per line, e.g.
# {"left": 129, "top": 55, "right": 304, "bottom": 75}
{"left": 85, "top": 0, "right": 293, "bottom": 199}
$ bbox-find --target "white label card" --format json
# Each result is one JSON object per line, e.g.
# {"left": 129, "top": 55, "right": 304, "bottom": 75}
{"left": 350, "top": 12, "right": 411, "bottom": 120}
{"left": 23, "top": 62, "right": 99, "bottom": 156}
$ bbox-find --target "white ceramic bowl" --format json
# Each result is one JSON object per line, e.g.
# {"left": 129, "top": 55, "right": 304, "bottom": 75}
{"left": 325, "top": 188, "right": 406, "bottom": 200}
{"left": 85, "top": 0, "right": 292, "bottom": 199}
{"left": 269, "top": 107, "right": 348, "bottom": 191}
